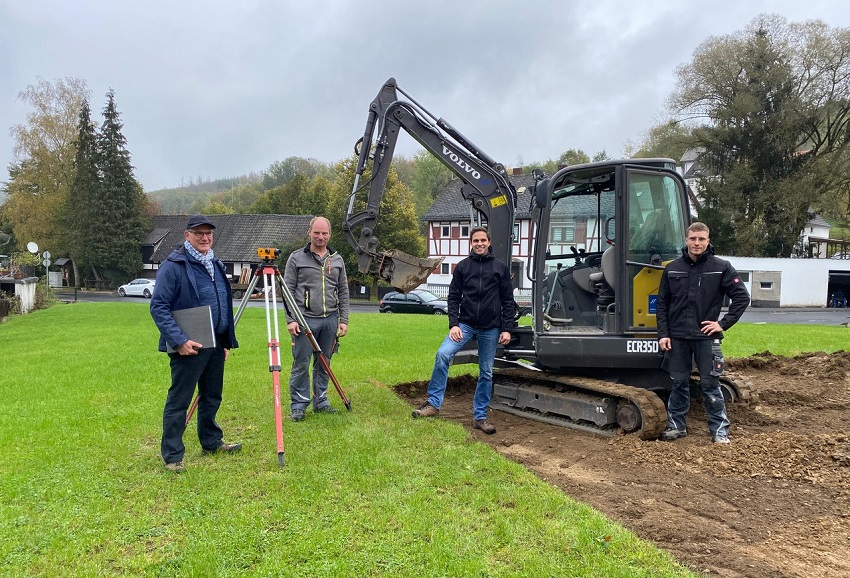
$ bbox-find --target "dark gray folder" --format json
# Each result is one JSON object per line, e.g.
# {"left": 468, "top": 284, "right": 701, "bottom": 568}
{"left": 166, "top": 305, "right": 216, "bottom": 353}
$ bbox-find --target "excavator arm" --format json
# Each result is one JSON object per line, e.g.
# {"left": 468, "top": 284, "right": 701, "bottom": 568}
{"left": 343, "top": 77, "right": 518, "bottom": 292}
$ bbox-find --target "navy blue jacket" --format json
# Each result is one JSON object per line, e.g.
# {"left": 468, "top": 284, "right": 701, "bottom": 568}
{"left": 448, "top": 248, "right": 515, "bottom": 332}
{"left": 657, "top": 245, "right": 750, "bottom": 340}
{"left": 150, "top": 246, "right": 238, "bottom": 352}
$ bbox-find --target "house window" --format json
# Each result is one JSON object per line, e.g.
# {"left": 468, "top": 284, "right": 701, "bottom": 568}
{"left": 441, "top": 263, "right": 449, "bottom": 274}
{"left": 441, "top": 225, "right": 450, "bottom": 237}
{"left": 760, "top": 282, "right": 773, "bottom": 290}
{"left": 461, "top": 225, "right": 469, "bottom": 237}
{"left": 550, "top": 222, "right": 575, "bottom": 243}
{"left": 513, "top": 224, "right": 519, "bottom": 242}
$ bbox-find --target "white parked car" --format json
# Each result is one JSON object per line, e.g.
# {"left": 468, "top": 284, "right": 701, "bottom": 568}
{"left": 118, "top": 278, "right": 156, "bottom": 298}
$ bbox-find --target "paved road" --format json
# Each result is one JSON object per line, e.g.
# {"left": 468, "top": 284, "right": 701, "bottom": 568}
{"left": 57, "top": 290, "right": 850, "bottom": 325}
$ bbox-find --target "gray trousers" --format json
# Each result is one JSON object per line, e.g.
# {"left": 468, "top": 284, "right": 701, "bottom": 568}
{"left": 288, "top": 313, "right": 338, "bottom": 411}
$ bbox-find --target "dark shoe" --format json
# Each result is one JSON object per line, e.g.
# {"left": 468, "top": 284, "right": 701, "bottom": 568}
{"left": 290, "top": 409, "right": 305, "bottom": 422}
{"left": 712, "top": 435, "right": 731, "bottom": 444}
{"left": 473, "top": 419, "right": 496, "bottom": 435}
{"left": 202, "top": 442, "right": 242, "bottom": 455}
{"left": 659, "top": 428, "right": 687, "bottom": 441}
{"left": 164, "top": 461, "right": 186, "bottom": 473}
{"left": 412, "top": 402, "right": 439, "bottom": 418}
{"left": 314, "top": 405, "right": 337, "bottom": 414}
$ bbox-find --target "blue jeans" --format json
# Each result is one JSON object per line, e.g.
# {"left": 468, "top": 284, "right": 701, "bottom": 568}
{"left": 665, "top": 338, "right": 730, "bottom": 437}
{"left": 426, "top": 323, "right": 499, "bottom": 421}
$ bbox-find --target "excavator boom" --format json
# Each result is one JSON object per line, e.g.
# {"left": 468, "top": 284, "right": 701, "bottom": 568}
{"left": 343, "top": 77, "right": 517, "bottom": 291}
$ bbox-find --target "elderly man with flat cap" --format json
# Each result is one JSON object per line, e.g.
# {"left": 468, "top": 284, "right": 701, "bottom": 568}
{"left": 151, "top": 214, "right": 241, "bottom": 473}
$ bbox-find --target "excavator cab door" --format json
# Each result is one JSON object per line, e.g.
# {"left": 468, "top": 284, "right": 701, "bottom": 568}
{"left": 620, "top": 167, "right": 690, "bottom": 332}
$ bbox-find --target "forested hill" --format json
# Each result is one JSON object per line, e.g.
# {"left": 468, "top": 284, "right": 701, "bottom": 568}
{"left": 146, "top": 173, "right": 261, "bottom": 214}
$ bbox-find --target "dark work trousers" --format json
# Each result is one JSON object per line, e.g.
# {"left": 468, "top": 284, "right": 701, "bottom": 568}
{"left": 665, "top": 337, "right": 730, "bottom": 438}
{"left": 161, "top": 341, "right": 226, "bottom": 463}
{"left": 288, "top": 313, "right": 338, "bottom": 412}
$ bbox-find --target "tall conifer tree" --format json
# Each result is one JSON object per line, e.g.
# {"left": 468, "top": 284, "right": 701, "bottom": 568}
{"left": 66, "top": 98, "right": 99, "bottom": 287}
{"left": 89, "top": 89, "right": 149, "bottom": 284}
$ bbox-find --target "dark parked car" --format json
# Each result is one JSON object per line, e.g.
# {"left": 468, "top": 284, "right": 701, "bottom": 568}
{"left": 379, "top": 289, "right": 448, "bottom": 315}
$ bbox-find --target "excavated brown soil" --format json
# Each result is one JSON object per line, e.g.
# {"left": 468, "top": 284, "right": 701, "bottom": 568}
{"left": 393, "top": 351, "right": 850, "bottom": 578}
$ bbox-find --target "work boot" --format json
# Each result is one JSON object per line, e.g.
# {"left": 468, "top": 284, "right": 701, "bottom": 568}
{"left": 314, "top": 405, "right": 337, "bottom": 414}
{"left": 659, "top": 428, "right": 687, "bottom": 441}
{"left": 203, "top": 442, "right": 242, "bottom": 455}
{"left": 290, "top": 409, "right": 305, "bottom": 422}
{"left": 164, "top": 461, "right": 186, "bottom": 473}
{"left": 473, "top": 419, "right": 496, "bottom": 435}
{"left": 412, "top": 402, "right": 439, "bottom": 418}
{"left": 712, "top": 434, "right": 731, "bottom": 444}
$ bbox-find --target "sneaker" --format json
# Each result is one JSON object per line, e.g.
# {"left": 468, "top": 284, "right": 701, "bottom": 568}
{"left": 712, "top": 435, "right": 731, "bottom": 444}
{"left": 202, "top": 442, "right": 242, "bottom": 455}
{"left": 412, "top": 402, "right": 439, "bottom": 418}
{"left": 473, "top": 419, "right": 496, "bottom": 435}
{"left": 314, "top": 405, "right": 337, "bottom": 414}
{"left": 290, "top": 409, "right": 305, "bottom": 422}
{"left": 659, "top": 428, "right": 687, "bottom": 441}
{"left": 164, "top": 461, "right": 186, "bottom": 473}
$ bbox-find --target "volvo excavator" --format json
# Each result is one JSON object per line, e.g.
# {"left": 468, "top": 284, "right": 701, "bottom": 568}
{"left": 343, "top": 77, "right": 754, "bottom": 439}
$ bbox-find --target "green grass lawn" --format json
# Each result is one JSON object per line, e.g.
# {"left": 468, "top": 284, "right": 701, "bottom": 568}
{"left": 0, "top": 303, "right": 842, "bottom": 577}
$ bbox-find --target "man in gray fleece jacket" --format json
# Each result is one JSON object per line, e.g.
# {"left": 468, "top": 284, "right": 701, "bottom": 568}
{"left": 283, "top": 216, "right": 349, "bottom": 421}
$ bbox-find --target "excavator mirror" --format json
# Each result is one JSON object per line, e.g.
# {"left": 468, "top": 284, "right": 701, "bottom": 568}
{"left": 534, "top": 177, "right": 550, "bottom": 209}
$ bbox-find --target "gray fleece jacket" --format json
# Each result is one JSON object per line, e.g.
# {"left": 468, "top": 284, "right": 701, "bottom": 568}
{"left": 283, "top": 243, "right": 349, "bottom": 324}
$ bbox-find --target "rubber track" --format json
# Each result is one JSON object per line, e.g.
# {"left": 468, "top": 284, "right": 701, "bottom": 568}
{"left": 690, "top": 371, "right": 759, "bottom": 405}
{"left": 494, "top": 368, "right": 669, "bottom": 440}
{"left": 721, "top": 372, "right": 758, "bottom": 405}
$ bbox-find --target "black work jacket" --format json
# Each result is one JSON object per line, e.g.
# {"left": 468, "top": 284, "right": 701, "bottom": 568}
{"left": 656, "top": 245, "right": 750, "bottom": 340}
{"left": 448, "top": 248, "right": 515, "bottom": 332}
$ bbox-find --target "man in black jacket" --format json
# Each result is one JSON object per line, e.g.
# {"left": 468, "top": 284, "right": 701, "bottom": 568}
{"left": 412, "top": 227, "right": 515, "bottom": 434}
{"left": 656, "top": 222, "right": 750, "bottom": 444}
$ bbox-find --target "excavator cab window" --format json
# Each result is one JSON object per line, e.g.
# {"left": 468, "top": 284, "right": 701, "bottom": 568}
{"left": 625, "top": 171, "right": 687, "bottom": 328}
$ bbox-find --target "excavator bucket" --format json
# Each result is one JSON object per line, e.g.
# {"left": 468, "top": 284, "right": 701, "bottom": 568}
{"left": 379, "top": 249, "right": 443, "bottom": 293}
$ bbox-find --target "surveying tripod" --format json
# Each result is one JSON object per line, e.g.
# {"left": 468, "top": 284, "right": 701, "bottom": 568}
{"left": 186, "top": 248, "right": 351, "bottom": 467}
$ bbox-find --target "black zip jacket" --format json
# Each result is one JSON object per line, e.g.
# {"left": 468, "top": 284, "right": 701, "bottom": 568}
{"left": 448, "top": 247, "right": 515, "bottom": 332}
{"left": 657, "top": 245, "right": 750, "bottom": 340}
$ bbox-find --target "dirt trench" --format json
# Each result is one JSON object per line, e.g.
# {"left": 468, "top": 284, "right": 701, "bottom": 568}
{"left": 393, "top": 351, "right": 850, "bottom": 578}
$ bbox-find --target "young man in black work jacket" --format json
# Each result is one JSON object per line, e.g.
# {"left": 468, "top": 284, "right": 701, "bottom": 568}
{"left": 656, "top": 221, "right": 750, "bottom": 444}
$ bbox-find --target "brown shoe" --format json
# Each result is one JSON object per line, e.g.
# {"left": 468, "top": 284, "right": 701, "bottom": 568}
{"left": 412, "top": 402, "right": 439, "bottom": 418}
{"left": 473, "top": 419, "right": 496, "bottom": 435}
{"left": 164, "top": 461, "right": 186, "bottom": 473}
{"left": 202, "top": 442, "right": 242, "bottom": 455}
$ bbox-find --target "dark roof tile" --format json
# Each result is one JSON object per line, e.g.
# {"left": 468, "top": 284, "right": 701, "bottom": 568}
{"left": 147, "top": 214, "right": 314, "bottom": 263}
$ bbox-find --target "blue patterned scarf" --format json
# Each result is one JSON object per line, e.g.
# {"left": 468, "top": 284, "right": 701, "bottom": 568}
{"left": 184, "top": 240, "right": 215, "bottom": 280}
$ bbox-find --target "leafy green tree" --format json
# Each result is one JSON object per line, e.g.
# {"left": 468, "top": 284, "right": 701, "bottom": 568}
{"left": 627, "top": 121, "right": 694, "bottom": 161}
{"left": 261, "top": 157, "right": 332, "bottom": 189}
{"left": 1, "top": 77, "right": 88, "bottom": 258}
{"left": 558, "top": 149, "right": 591, "bottom": 167}
{"left": 86, "top": 89, "right": 151, "bottom": 286}
{"left": 327, "top": 156, "right": 425, "bottom": 287}
{"left": 669, "top": 14, "right": 850, "bottom": 256}
{"left": 65, "top": 98, "right": 99, "bottom": 287}
{"left": 408, "top": 151, "right": 453, "bottom": 218}
{"left": 199, "top": 201, "right": 233, "bottom": 215}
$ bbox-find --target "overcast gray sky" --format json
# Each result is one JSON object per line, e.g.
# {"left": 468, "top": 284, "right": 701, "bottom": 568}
{"left": 2, "top": 0, "right": 849, "bottom": 192}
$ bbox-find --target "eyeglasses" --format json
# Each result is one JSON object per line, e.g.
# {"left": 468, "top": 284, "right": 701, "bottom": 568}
{"left": 189, "top": 230, "right": 214, "bottom": 238}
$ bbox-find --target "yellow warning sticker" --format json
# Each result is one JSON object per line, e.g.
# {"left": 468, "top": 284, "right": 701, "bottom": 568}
{"left": 490, "top": 195, "right": 507, "bottom": 208}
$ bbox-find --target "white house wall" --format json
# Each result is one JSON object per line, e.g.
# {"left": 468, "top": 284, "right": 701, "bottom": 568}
{"left": 722, "top": 256, "right": 850, "bottom": 307}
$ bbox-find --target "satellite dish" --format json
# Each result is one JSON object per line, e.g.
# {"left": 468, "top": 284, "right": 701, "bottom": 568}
{"left": 27, "top": 242, "right": 39, "bottom": 254}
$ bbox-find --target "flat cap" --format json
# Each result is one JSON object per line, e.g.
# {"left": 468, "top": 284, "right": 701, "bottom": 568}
{"left": 186, "top": 214, "right": 216, "bottom": 230}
